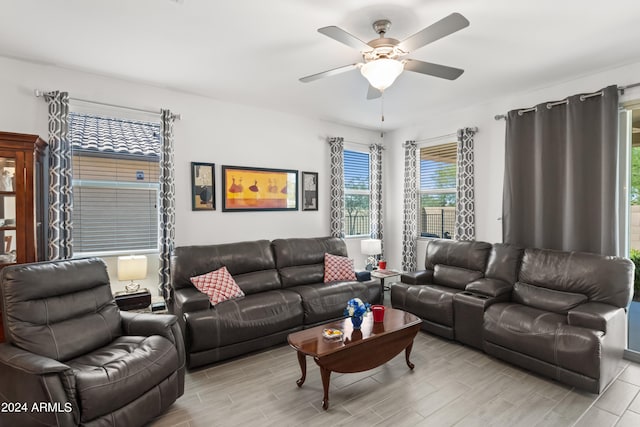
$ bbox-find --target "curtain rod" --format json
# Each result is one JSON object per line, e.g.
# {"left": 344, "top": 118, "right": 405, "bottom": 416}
{"left": 415, "top": 132, "right": 457, "bottom": 143}
{"left": 494, "top": 83, "right": 639, "bottom": 121}
{"left": 343, "top": 139, "right": 383, "bottom": 148}
{"left": 34, "top": 89, "right": 182, "bottom": 120}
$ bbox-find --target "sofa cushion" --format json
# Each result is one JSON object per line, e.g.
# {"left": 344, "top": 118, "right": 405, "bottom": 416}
{"left": 190, "top": 266, "right": 245, "bottom": 306}
{"left": 484, "top": 303, "right": 565, "bottom": 367}
{"left": 484, "top": 243, "right": 523, "bottom": 284}
{"left": 513, "top": 282, "right": 587, "bottom": 314}
{"left": 519, "top": 248, "right": 633, "bottom": 309}
{"left": 484, "top": 303, "right": 604, "bottom": 378}
{"left": 288, "top": 281, "right": 376, "bottom": 325}
{"left": 391, "top": 283, "right": 462, "bottom": 327}
{"left": 171, "top": 240, "right": 280, "bottom": 294}
{"left": 425, "top": 239, "right": 491, "bottom": 271}
{"left": 67, "top": 335, "right": 179, "bottom": 422}
{"left": 0, "top": 258, "right": 121, "bottom": 361}
{"left": 186, "top": 290, "right": 303, "bottom": 352}
{"left": 433, "top": 264, "right": 483, "bottom": 290}
{"left": 324, "top": 253, "right": 356, "bottom": 282}
{"left": 272, "top": 237, "right": 348, "bottom": 287}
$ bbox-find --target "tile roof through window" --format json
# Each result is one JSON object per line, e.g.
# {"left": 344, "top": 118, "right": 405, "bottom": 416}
{"left": 69, "top": 112, "right": 161, "bottom": 158}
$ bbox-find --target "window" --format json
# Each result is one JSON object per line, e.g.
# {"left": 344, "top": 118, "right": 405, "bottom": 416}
{"left": 69, "top": 112, "right": 161, "bottom": 255}
{"left": 344, "top": 149, "right": 370, "bottom": 237}
{"left": 419, "top": 142, "right": 457, "bottom": 238}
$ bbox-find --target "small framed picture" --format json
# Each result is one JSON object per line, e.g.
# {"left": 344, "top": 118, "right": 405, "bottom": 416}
{"left": 191, "top": 162, "right": 215, "bottom": 211}
{"left": 301, "top": 171, "right": 318, "bottom": 211}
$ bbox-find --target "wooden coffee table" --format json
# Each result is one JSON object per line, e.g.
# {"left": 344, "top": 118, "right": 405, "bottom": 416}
{"left": 287, "top": 308, "right": 422, "bottom": 410}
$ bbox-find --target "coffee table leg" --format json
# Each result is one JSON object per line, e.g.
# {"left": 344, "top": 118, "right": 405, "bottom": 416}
{"left": 296, "top": 351, "right": 307, "bottom": 387}
{"left": 405, "top": 342, "right": 415, "bottom": 370}
{"left": 320, "top": 366, "right": 331, "bottom": 410}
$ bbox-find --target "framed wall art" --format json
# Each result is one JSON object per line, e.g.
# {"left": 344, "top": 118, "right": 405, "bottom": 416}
{"left": 191, "top": 162, "right": 215, "bottom": 210}
{"left": 222, "top": 165, "right": 298, "bottom": 211}
{"left": 301, "top": 171, "right": 318, "bottom": 211}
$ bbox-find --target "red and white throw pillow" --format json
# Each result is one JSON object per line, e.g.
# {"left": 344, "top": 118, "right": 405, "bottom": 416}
{"left": 190, "top": 266, "right": 245, "bottom": 306}
{"left": 324, "top": 253, "right": 356, "bottom": 283}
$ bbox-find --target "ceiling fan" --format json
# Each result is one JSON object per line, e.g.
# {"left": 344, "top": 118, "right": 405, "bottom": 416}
{"left": 300, "top": 13, "right": 470, "bottom": 99}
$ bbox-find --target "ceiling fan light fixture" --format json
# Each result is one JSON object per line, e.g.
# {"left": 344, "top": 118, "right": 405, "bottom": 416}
{"left": 360, "top": 58, "right": 404, "bottom": 91}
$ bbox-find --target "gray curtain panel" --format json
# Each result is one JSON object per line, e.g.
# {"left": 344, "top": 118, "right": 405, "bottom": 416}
{"left": 328, "top": 137, "right": 345, "bottom": 238}
{"left": 402, "top": 140, "right": 418, "bottom": 271}
{"left": 503, "top": 85, "right": 619, "bottom": 255}
{"left": 45, "top": 91, "right": 73, "bottom": 260}
{"left": 369, "top": 144, "right": 384, "bottom": 254}
{"left": 159, "top": 110, "right": 177, "bottom": 299}
{"left": 455, "top": 127, "right": 477, "bottom": 241}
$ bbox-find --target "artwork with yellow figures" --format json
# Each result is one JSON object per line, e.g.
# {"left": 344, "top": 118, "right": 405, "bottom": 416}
{"left": 222, "top": 165, "right": 298, "bottom": 211}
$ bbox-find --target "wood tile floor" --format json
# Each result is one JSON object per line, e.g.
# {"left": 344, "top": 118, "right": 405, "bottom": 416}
{"left": 150, "top": 331, "right": 640, "bottom": 427}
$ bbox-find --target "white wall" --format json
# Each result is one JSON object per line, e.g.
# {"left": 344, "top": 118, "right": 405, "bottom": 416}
{"left": 384, "top": 60, "right": 640, "bottom": 270}
{"left": 0, "top": 56, "right": 378, "bottom": 285}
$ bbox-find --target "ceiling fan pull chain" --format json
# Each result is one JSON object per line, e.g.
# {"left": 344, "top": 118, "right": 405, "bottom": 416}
{"left": 380, "top": 93, "right": 385, "bottom": 138}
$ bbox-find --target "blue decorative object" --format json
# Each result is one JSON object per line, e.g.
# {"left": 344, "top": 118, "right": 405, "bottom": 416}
{"left": 344, "top": 298, "right": 370, "bottom": 330}
{"left": 351, "top": 315, "right": 363, "bottom": 329}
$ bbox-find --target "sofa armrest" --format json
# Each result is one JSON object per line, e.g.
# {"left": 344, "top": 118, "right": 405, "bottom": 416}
{"left": 0, "top": 343, "right": 78, "bottom": 426}
{"left": 0, "top": 343, "right": 71, "bottom": 375}
{"left": 175, "top": 287, "right": 211, "bottom": 313}
{"left": 120, "top": 311, "right": 186, "bottom": 371}
{"left": 121, "top": 311, "right": 178, "bottom": 341}
{"left": 466, "top": 278, "right": 512, "bottom": 298}
{"left": 401, "top": 270, "right": 434, "bottom": 285}
{"left": 568, "top": 302, "right": 622, "bottom": 333}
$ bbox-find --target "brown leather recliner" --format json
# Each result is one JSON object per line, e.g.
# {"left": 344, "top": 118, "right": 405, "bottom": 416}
{"left": 483, "top": 248, "right": 633, "bottom": 393}
{"left": 0, "top": 258, "right": 185, "bottom": 427}
{"left": 391, "top": 239, "right": 492, "bottom": 338}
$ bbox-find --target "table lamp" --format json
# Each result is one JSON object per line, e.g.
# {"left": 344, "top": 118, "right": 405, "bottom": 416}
{"left": 117, "top": 255, "right": 147, "bottom": 293}
{"left": 361, "top": 239, "right": 382, "bottom": 271}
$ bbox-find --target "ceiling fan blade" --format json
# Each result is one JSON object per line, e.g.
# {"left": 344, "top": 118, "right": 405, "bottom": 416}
{"left": 318, "top": 26, "right": 371, "bottom": 51}
{"left": 367, "top": 85, "right": 382, "bottom": 100}
{"left": 299, "top": 63, "right": 360, "bottom": 83}
{"left": 404, "top": 59, "right": 464, "bottom": 80}
{"left": 399, "top": 13, "right": 469, "bottom": 52}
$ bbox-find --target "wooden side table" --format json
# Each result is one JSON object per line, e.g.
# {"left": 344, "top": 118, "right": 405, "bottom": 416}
{"left": 114, "top": 288, "right": 152, "bottom": 311}
{"left": 370, "top": 269, "right": 402, "bottom": 303}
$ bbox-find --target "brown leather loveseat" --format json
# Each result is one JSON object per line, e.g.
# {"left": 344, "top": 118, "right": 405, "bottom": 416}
{"left": 392, "top": 239, "right": 633, "bottom": 393}
{"left": 169, "top": 236, "right": 381, "bottom": 368}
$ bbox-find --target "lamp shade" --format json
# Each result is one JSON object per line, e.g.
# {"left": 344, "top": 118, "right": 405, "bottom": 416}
{"left": 361, "top": 239, "right": 382, "bottom": 256}
{"left": 117, "top": 255, "right": 148, "bottom": 281}
{"left": 360, "top": 59, "right": 404, "bottom": 91}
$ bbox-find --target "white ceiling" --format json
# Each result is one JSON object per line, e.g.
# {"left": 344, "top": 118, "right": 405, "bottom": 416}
{"left": 3, "top": 0, "right": 640, "bottom": 130}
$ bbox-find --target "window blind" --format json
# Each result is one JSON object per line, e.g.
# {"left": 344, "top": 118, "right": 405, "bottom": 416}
{"left": 419, "top": 143, "right": 457, "bottom": 191}
{"left": 344, "top": 149, "right": 370, "bottom": 236}
{"left": 72, "top": 153, "right": 160, "bottom": 254}
{"left": 344, "top": 150, "right": 370, "bottom": 190}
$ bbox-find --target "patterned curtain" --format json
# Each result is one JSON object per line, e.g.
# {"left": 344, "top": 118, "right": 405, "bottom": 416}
{"left": 328, "top": 137, "right": 345, "bottom": 238}
{"left": 455, "top": 127, "right": 477, "bottom": 240}
{"left": 45, "top": 91, "right": 73, "bottom": 260}
{"left": 402, "top": 140, "right": 418, "bottom": 272}
{"left": 159, "top": 110, "right": 176, "bottom": 300}
{"left": 369, "top": 144, "right": 384, "bottom": 255}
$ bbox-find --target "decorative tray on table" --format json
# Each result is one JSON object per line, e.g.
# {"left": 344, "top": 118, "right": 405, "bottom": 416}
{"left": 322, "top": 328, "right": 344, "bottom": 340}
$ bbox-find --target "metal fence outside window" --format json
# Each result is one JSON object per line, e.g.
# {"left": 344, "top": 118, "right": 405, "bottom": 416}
{"left": 420, "top": 208, "right": 455, "bottom": 239}
{"left": 345, "top": 213, "right": 370, "bottom": 236}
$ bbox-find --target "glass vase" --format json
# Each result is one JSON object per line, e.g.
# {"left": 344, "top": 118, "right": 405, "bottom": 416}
{"left": 351, "top": 315, "right": 363, "bottom": 330}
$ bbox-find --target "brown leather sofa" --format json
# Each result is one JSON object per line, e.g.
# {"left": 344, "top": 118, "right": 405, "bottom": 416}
{"left": 168, "top": 236, "right": 381, "bottom": 368}
{"left": 392, "top": 239, "right": 633, "bottom": 393}
{"left": 0, "top": 258, "right": 185, "bottom": 427}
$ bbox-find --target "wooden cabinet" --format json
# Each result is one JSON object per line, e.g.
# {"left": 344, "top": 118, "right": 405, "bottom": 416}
{"left": 0, "top": 131, "right": 48, "bottom": 342}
